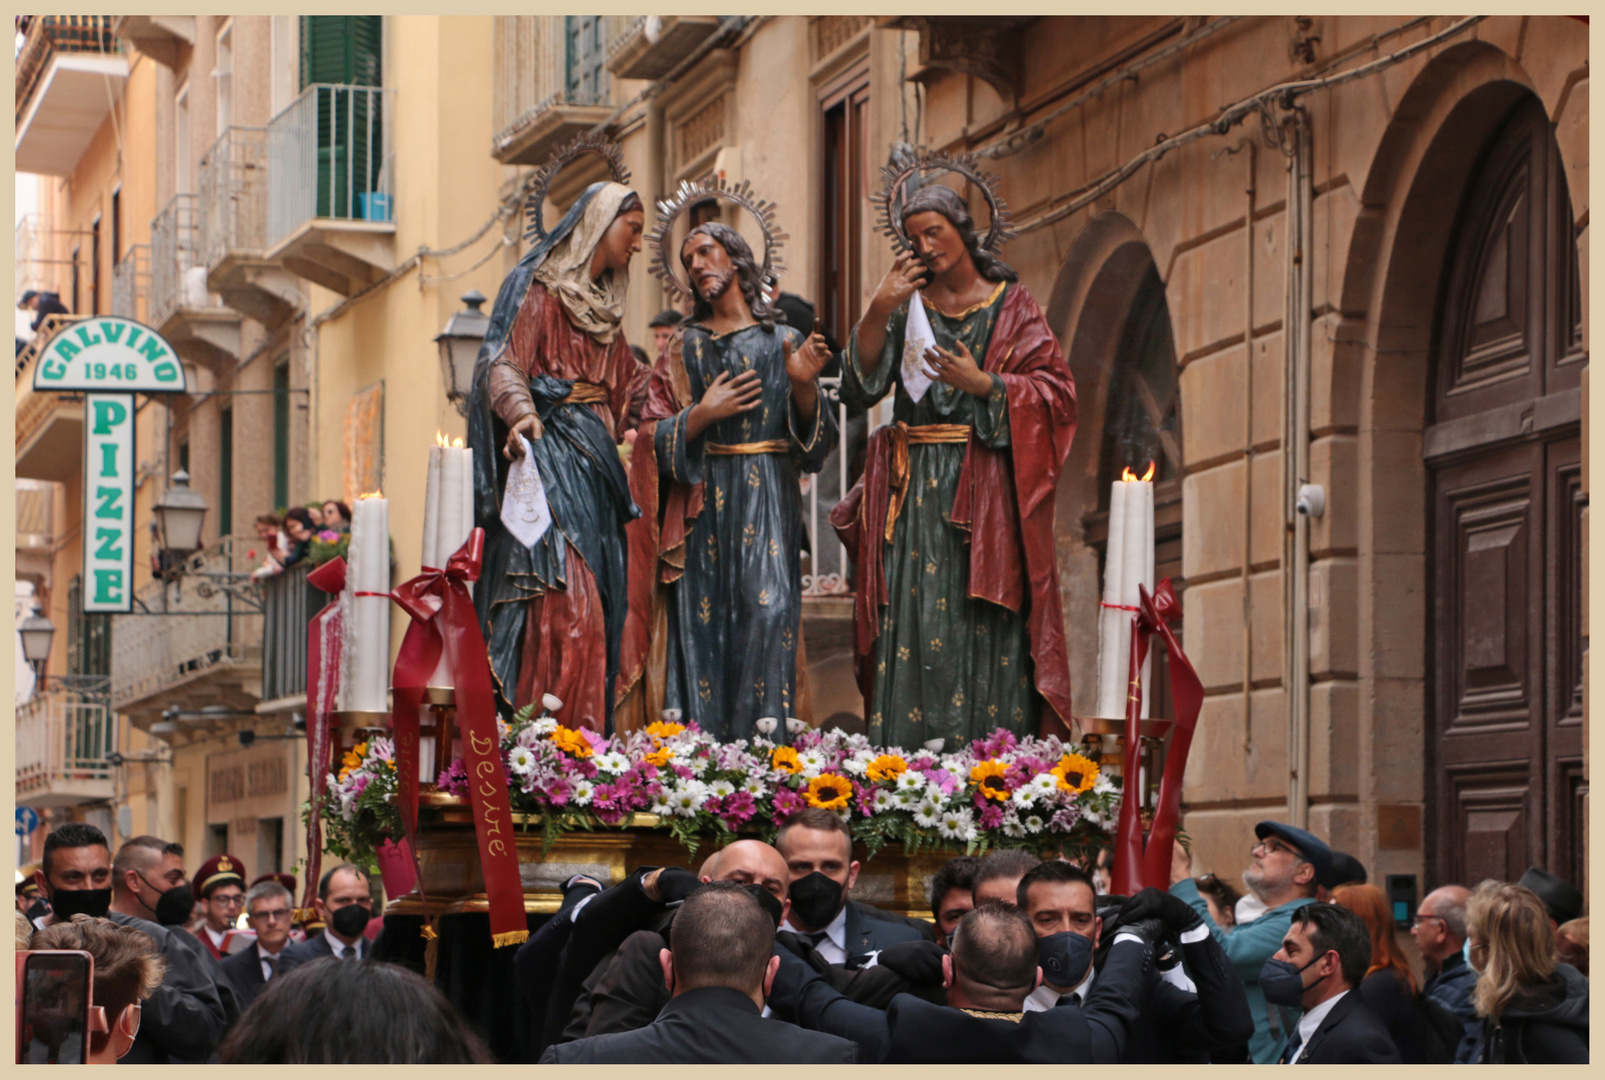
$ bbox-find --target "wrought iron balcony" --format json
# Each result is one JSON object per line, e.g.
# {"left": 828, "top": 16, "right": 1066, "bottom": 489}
{"left": 606, "top": 16, "right": 725, "bottom": 81}
{"left": 111, "top": 535, "right": 263, "bottom": 724}
{"left": 198, "top": 126, "right": 298, "bottom": 325}
{"left": 151, "top": 193, "right": 240, "bottom": 368}
{"left": 16, "top": 687, "right": 117, "bottom": 809}
{"left": 264, "top": 84, "right": 397, "bottom": 296}
{"left": 258, "top": 561, "right": 320, "bottom": 710}
{"left": 492, "top": 16, "right": 627, "bottom": 166}
{"left": 15, "top": 17, "right": 128, "bottom": 176}
{"left": 110, "top": 244, "right": 149, "bottom": 322}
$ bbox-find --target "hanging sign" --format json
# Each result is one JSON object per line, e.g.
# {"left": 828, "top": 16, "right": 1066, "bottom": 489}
{"left": 82, "top": 394, "right": 137, "bottom": 613}
{"left": 32, "top": 317, "right": 187, "bottom": 393}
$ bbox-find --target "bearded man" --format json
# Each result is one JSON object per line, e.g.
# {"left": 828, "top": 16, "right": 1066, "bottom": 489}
{"left": 469, "top": 145, "right": 646, "bottom": 733}
{"left": 833, "top": 159, "right": 1077, "bottom": 749}
{"left": 622, "top": 187, "right": 836, "bottom": 740}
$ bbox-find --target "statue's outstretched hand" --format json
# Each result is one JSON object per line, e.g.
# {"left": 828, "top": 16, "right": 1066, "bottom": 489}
{"left": 504, "top": 413, "right": 545, "bottom": 460}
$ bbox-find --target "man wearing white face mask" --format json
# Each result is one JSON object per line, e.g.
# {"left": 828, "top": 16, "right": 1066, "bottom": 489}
{"left": 32, "top": 915, "right": 166, "bottom": 1063}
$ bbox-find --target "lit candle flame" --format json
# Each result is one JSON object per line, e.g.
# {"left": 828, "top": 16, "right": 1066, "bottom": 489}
{"left": 451, "top": 437, "right": 464, "bottom": 449}
{"left": 1120, "top": 462, "right": 1157, "bottom": 483}
{"left": 357, "top": 489, "right": 384, "bottom": 500}
{"left": 435, "top": 431, "right": 450, "bottom": 448}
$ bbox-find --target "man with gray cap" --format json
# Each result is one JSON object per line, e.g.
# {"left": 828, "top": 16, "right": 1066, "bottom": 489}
{"left": 1168, "top": 822, "right": 1329, "bottom": 1063}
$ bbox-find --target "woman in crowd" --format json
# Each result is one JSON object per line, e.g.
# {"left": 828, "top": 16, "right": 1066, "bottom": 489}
{"left": 321, "top": 500, "right": 352, "bottom": 533}
{"left": 1331, "top": 883, "right": 1442, "bottom": 1062}
{"left": 1465, "top": 880, "right": 1589, "bottom": 1063}
{"left": 218, "top": 958, "right": 490, "bottom": 1063}
{"left": 1194, "top": 873, "right": 1241, "bottom": 929}
{"left": 281, "top": 508, "right": 315, "bottom": 568}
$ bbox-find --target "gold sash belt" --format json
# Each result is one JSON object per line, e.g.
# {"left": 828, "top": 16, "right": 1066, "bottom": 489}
{"left": 887, "top": 423, "right": 972, "bottom": 541}
{"left": 707, "top": 439, "right": 790, "bottom": 456}
{"left": 567, "top": 382, "right": 609, "bottom": 405}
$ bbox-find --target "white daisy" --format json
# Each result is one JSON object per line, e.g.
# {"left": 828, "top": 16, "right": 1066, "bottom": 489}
{"left": 937, "top": 808, "right": 975, "bottom": 841}
{"left": 1001, "top": 813, "right": 1026, "bottom": 839}
{"left": 913, "top": 797, "right": 945, "bottom": 829}
{"left": 571, "top": 780, "right": 595, "bottom": 806}
{"left": 1023, "top": 814, "right": 1046, "bottom": 834}
{"left": 895, "top": 771, "right": 927, "bottom": 793}
{"left": 741, "top": 776, "right": 768, "bottom": 797}
{"left": 871, "top": 788, "right": 897, "bottom": 814}
{"left": 666, "top": 782, "right": 708, "bottom": 817}
{"left": 1011, "top": 786, "right": 1038, "bottom": 809}
{"left": 506, "top": 746, "right": 537, "bottom": 776}
{"left": 798, "top": 749, "right": 828, "bottom": 777}
{"left": 648, "top": 796, "right": 672, "bottom": 817}
{"left": 687, "top": 755, "right": 710, "bottom": 776}
{"left": 1028, "top": 773, "right": 1060, "bottom": 799}
{"left": 594, "top": 751, "right": 630, "bottom": 775}
{"left": 707, "top": 779, "right": 736, "bottom": 798}
{"left": 532, "top": 717, "right": 559, "bottom": 736}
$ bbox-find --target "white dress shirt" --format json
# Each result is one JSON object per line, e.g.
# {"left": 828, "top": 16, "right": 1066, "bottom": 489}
{"left": 203, "top": 925, "right": 229, "bottom": 951}
{"left": 785, "top": 905, "right": 848, "bottom": 965}
{"left": 1287, "top": 989, "right": 1347, "bottom": 1064}
{"left": 1024, "top": 959, "right": 1097, "bottom": 1012}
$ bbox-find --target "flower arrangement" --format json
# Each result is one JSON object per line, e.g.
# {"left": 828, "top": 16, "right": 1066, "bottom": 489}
{"left": 313, "top": 708, "right": 1120, "bottom": 871}
{"left": 306, "top": 528, "right": 350, "bottom": 567}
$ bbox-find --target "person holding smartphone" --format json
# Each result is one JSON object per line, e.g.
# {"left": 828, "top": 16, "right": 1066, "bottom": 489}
{"left": 30, "top": 916, "right": 166, "bottom": 1063}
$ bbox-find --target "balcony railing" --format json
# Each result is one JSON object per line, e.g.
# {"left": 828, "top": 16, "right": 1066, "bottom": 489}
{"left": 150, "top": 194, "right": 215, "bottom": 326}
{"left": 15, "top": 16, "right": 122, "bottom": 123}
{"left": 267, "top": 84, "right": 395, "bottom": 250}
{"left": 111, "top": 535, "right": 263, "bottom": 710}
{"left": 111, "top": 244, "right": 150, "bottom": 322}
{"left": 198, "top": 126, "right": 270, "bottom": 269}
{"left": 16, "top": 688, "right": 116, "bottom": 807}
{"left": 801, "top": 376, "right": 853, "bottom": 597}
{"left": 16, "top": 481, "right": 56, "bottom": 550}
{"left": 492, "top": 16, "right": 630, "bottom": 163}
{"left": 259, "top": 561, "right": 319, "bottom": 705}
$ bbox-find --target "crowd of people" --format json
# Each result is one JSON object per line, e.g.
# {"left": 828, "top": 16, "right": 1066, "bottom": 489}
{"left": 16, "top": 813, "right": 1588, "bottom": 1063}
{"left": 249, "top": 499, "right": 352, "bottom": 578}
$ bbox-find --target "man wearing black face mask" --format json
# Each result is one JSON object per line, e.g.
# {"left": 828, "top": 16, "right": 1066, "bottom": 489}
{"left": 1021, "top": 864, "right": 1253, "bottom": 1062}
{"left": 276, "top": 864, "right": 375, "bottom": 971}
{"left": 1264, "top": 901, "right": 1399, "bottom": 1063}
{"left": 776, "top": 809, "right": 932, "bottom": 966}
{"left": 33, "top": 823, "right": 115, "bottom": 926}
{"left": 74, "top": 831, "right": 232, "bottom": 1063}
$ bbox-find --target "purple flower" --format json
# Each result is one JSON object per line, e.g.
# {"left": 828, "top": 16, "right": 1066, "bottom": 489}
{"left": 977, "top": 728, "right": 1019, "bottom": 759}
{"left": 854, "top": 782, "right": 877, "bottom": 816}
{"left": 544, "top": 777, "right": 572, "bottom": 807}
{"left": 718, "top": 790, "right": 757, "bottom": 826}
{"left": 978, "top": 802, "right": 1005, "bottom": 830}
{"left": 317, "top": 529, "right": 341, "bottom": 543}
{"left": 772, "top": 786, "right": 805, "bottom": 822}
{"left": 1050, "top": 806, "right": 1082, "bottom": 832}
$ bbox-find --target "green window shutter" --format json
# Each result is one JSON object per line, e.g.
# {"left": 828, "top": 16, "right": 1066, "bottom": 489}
{"left": 299, "top": 17, "right": 384, "bottom": 220}
{"left": 565, "top": 16, "right": 607, "bottom": 104}
{"left": 300, "top": 16, "right": 382, "bottom": 88}
{"left": 273, "top": 361, "right": 289, "bottom": 511}
{"left": 219, "top": 406, "right": 233, "bottom": 537}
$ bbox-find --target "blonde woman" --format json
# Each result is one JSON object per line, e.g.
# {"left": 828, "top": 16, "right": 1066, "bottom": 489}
{"left": 1465, "top": 880, "right": 1588, "bottom": 1063}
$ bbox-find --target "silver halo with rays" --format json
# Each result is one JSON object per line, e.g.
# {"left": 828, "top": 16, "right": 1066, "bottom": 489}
{"left": 646, "top": 175, "right": 788, "bottom": 301}
{"left": 873, "top": 147, "right": 1016, "bottom": 257}
{"left": 523, "top": 133, "right": 632, "bottom": 245}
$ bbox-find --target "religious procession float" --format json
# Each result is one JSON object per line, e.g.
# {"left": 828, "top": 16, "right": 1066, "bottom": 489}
{"left": 295, "top": 134, "right": 1203, "bottom": 957}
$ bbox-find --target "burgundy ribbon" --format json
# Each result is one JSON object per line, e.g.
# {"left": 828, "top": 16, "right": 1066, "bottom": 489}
{"left": 389, "top": 530, "right": 528, "bottom": 947}
{"left": 301, "top": 556, "right": 348, "bottom": 923}
{"left": 1110, "top": 578, "right": 1205, "bottom": 895}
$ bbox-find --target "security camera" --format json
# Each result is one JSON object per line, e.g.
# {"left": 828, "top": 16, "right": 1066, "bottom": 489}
{"left": 1296, "top": 483, "right": 1326, "bottom": 518}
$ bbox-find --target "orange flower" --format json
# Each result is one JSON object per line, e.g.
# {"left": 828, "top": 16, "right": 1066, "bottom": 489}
{"left": 550, "top": 726, "right": 594, "bottom": 758}
{"left": 644, "top": 746, "right": 673, "bottom": 768}
{"left": 771, "top": 746, "right": 802, "bottom": 774}
{"left": 646, "top": 720, "right": 686, "bottom": 739}
{"left": 1050, "top": 753, "right": 1099, "bottom": 795}
{"left": 866, "top": 754, "right": 908, "bottom": 784}
{"left": 805, "top": 773, "right": 852, "bottom": 811}
{"left": 970, "top": 759, "right": 1011, "bottom": 801}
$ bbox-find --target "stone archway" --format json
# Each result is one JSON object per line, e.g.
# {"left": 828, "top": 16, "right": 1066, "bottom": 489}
{"left": 1332, "top": 39, "right": 1587, "bottom": 886}
{"left": 1046, "top": 211, "right": 1181, "bottom": 719}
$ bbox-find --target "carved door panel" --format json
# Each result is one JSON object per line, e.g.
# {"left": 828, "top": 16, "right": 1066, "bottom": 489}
{"left": 1427, "top": 95, "right": 1586, "bottom": 889}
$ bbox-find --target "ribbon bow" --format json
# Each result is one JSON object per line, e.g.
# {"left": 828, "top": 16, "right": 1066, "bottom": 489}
{"left": 389, "top": 529, "right": 528, "bottom": 949}
{"left": 1111, "top": 577, "right": 1204, "bottom": 895}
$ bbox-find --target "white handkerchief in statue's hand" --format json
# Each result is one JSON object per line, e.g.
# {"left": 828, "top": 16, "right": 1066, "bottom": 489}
{"left": 900, "top": 290, "right": 939, "bottom": 403}
{"left": 501, "top": 435, "right": 552, "bottom": 549}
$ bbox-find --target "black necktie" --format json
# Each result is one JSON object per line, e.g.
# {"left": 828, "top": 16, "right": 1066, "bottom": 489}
{"left": 805, "top": 931, "right": 829, "bottom": 950}
{"left": 341, "top": 944, "right": 356, "bottom": 960}
{"left": 1281, "top": 1028, "right": 1304, "bottom": 1064}
{"left": 264, "top": 955, "right": 278, "bottom": 979}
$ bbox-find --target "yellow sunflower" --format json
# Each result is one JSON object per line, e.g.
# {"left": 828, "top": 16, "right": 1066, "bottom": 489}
{"left": 1050, "top": 753, "right": 1099, "bottom": 795}
{"left": 550, "top": 726, "right": 594, "bottom": 758}
{"left": 969, "top": 759, "right": 1012, "bottom": 801}
{"left": 646, "top": 720, "right": 686, "bottom": 739}
{"left": 644, "top": 746, "right": 673, "bottom": 768}
{"left": 805, "top": 773, "right": 853, "bottom": 811}
{"left": 866, "top": 754, "right": 909, "bottom": 784}
{"left": 771, "top": 746, "right": 802, "bottom": 774}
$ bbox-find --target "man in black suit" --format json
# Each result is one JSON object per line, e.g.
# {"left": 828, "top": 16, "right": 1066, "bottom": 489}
{"left": 1269, "top": 901, "right": 1401, "bottom": 1063}
{"left": 770, "top": 899, "right": 1156, "bottom": 1063}
{"left": 220, "top": 879, "right": 296, "bottom": 1010}
{"left": 541, "top": 881, "right": 858, "bottom": 1063}
{"left": 776, "top": 808, "right": 931, "bottom": 966}
{"left": 275, "top": 864, "right": 374, "bottom": 972}
{"left": 1019, "top": 864, "right": 1255, "bottom": 1062}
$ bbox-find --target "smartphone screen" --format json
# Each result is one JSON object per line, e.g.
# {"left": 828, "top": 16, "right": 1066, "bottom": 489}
{"left": 21, "top": 952, "right": 92, "bottom": 1064}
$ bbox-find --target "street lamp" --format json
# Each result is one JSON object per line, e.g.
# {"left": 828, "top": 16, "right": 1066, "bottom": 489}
{"left": 153, "top": 470, "right": 209, "bottom": 560}
{"left": 435, "top": 289, "right": 488, "bottom": 417}
{"left": 19, "top": 606, "right": 55, "bottom": 687}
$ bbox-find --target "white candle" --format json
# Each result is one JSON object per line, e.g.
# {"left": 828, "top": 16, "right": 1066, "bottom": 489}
{"left": 428, "top": 444, "right": 474, "bottom": 688}
{"left": 421, "top": 445, "right": 442, "bottom": 570}
{"left": 1093, "top": 473, "right": 1155, "bottom": 718}
{"left": 343, "top": 494, "right": 391, "bottom": 713}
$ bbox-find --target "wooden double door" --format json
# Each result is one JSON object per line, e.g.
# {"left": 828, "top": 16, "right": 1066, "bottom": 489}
{"left": 1428, "top": 96, "right": 1587, "bottom": 891}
